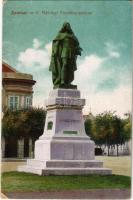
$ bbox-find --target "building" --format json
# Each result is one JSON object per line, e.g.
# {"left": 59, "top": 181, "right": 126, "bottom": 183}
{"left": 2, "top": 62, "right": 36, "bottom": 158}
{"left": 2, "top": 62, "right": 36, "bottom": 112}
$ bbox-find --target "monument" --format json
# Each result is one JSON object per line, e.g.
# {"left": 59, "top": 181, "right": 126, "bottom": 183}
{"left": 18, "top": 23, "right": 112, "bottom": 175}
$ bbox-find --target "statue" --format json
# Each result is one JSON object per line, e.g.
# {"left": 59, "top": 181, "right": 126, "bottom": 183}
{"left": 49, "top": 22, "right": 82, "bottom": 89}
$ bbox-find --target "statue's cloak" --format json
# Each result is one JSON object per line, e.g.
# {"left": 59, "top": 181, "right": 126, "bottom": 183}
{"left": 49, "top": 32, "right": 81, "bottom": 72}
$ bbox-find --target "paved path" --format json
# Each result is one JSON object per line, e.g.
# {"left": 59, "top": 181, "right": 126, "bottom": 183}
{"left": 5, "top": 189, "right": 131, "bottom": 199}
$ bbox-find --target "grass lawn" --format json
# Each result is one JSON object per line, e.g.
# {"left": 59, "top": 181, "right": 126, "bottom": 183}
{"left": 2, "top": 172, "right": 131, "bottom": 192}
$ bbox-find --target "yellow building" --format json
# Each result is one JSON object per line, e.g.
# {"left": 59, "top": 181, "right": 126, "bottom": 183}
{"left": 2, "top": 62, "right": 36, "bottom": 158}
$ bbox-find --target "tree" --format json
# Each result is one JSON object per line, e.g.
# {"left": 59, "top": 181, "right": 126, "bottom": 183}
{"left": 2, "top": 109, "right": 22, "bottom": 139}
{"left": 84, "top": 111, "right": 131, "bottom": 156}
{"left": 93, "top": 112, "right": 113, "bottom": 156}
{"left": 85, "top": 118, "right": 93, "bottom": 138}
{"left": 2, "top": 107, "right": 46, "bottom": 141}
{"left": 2, "top": 107, "right": 46, "bottom": 156}
{"left": 122, "top": 113, "right": 132, "bottom": 143}
{"left": 110, "top": 115, "right": 123, "bottom": 156}
{"left": 24, "top": 108, "right": 46, "bottom": 151}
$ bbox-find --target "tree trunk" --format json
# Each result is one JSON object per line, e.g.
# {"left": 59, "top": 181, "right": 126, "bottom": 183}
{"left": 32, "top": 138, "right": 36, "bottom": 152}
{"left": 116, "top": 144, "right": 119, "bottom": 156}
{"left": 107, "top": 145, "right": 110, "bottom": 156}
{"left": 24, "top": 137, "right": 29, "bottom": 157}
{"left": 5, "top": 137, "right": 18, "bottom": 158}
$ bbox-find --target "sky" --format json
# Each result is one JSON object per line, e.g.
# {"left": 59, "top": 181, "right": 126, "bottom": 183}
{"left": 3, "top": 0, "right": 132, "bottom": 117}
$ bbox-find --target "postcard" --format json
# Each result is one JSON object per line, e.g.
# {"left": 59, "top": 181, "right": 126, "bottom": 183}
{"left": 2, "top": 0, "right": 132, "bottom": 199}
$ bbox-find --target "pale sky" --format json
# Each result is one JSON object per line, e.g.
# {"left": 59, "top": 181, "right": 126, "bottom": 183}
{"left": 3, "top": 0, "right": 132, "bottom": 117}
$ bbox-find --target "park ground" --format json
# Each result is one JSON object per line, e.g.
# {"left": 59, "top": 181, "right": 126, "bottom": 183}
{"left": 2, "top": 155, "right": 131, "bottom": 176}
{"left": 1, "top": 156, "right": 132, "bottom": 199}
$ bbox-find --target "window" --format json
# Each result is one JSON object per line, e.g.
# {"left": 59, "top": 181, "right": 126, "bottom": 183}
{"left": 24, "top": 96, "right": 32, "bottom": 108}
{"left": 8, "top": 96, "right": 19, "bottom": 110}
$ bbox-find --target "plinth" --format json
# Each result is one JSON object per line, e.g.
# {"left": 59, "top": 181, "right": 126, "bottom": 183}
{"left": 18, "top": 89, "right": 111, "bottom": 175}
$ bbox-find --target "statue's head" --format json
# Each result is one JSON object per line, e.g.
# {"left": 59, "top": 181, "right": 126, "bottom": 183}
{"left": 60, "top": 22, "right": 73, "bottom": 33}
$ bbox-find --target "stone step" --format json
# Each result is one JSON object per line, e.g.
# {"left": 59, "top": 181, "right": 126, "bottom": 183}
{"left": 27, "top": 159, "right": 46, "bottom": 168}
{"left": 18, "top": 165, "right": 112, "bottom": 176}
{"left": 42, "top": 168, "right": 112, "bottom": 175}
{"left": 18, "top": 165, "right": 42, "bottom": 175}
{"left": 46, "top": 160, "right": 103, "bottom": 168}
{"left": 26, "top": 159, "right": 103, "bottom": 168}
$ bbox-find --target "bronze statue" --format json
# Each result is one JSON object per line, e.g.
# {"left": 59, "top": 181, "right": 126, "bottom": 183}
{"left": 49, "top": 22, "right": 82, "bottom": 89}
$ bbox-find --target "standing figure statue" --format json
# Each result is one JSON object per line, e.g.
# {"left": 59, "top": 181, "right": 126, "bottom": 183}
{"left": 49, "top": 22, "right": 82, "bottom": 89}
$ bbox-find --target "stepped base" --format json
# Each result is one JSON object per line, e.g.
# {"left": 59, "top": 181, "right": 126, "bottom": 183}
{"left": 42, "top": 168, "right": 112, "bottom": 175}
{"left": 18, "top": 89, "right": 112, "bottom": 176}
{"left": 18, "top": 159, "right": 112, "bottom": 175}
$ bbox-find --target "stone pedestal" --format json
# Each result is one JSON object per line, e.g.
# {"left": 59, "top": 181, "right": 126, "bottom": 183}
{"left": 18, "top": 89, "right": 112, "bottom": 175}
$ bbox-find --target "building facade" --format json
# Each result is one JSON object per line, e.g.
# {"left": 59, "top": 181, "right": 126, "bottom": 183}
{"left": 2, "top": 62, "right": 36, "bottom": 158}
{"left": 2, "top": 62, "right": 36, "bottom": 112}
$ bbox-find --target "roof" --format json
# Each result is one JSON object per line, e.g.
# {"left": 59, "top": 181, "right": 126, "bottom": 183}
{"left": 2, "top": 61, "right": 36, "bottom": 86}
{"left": 2, "top": 62, "right": 18, "bottom": 73}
